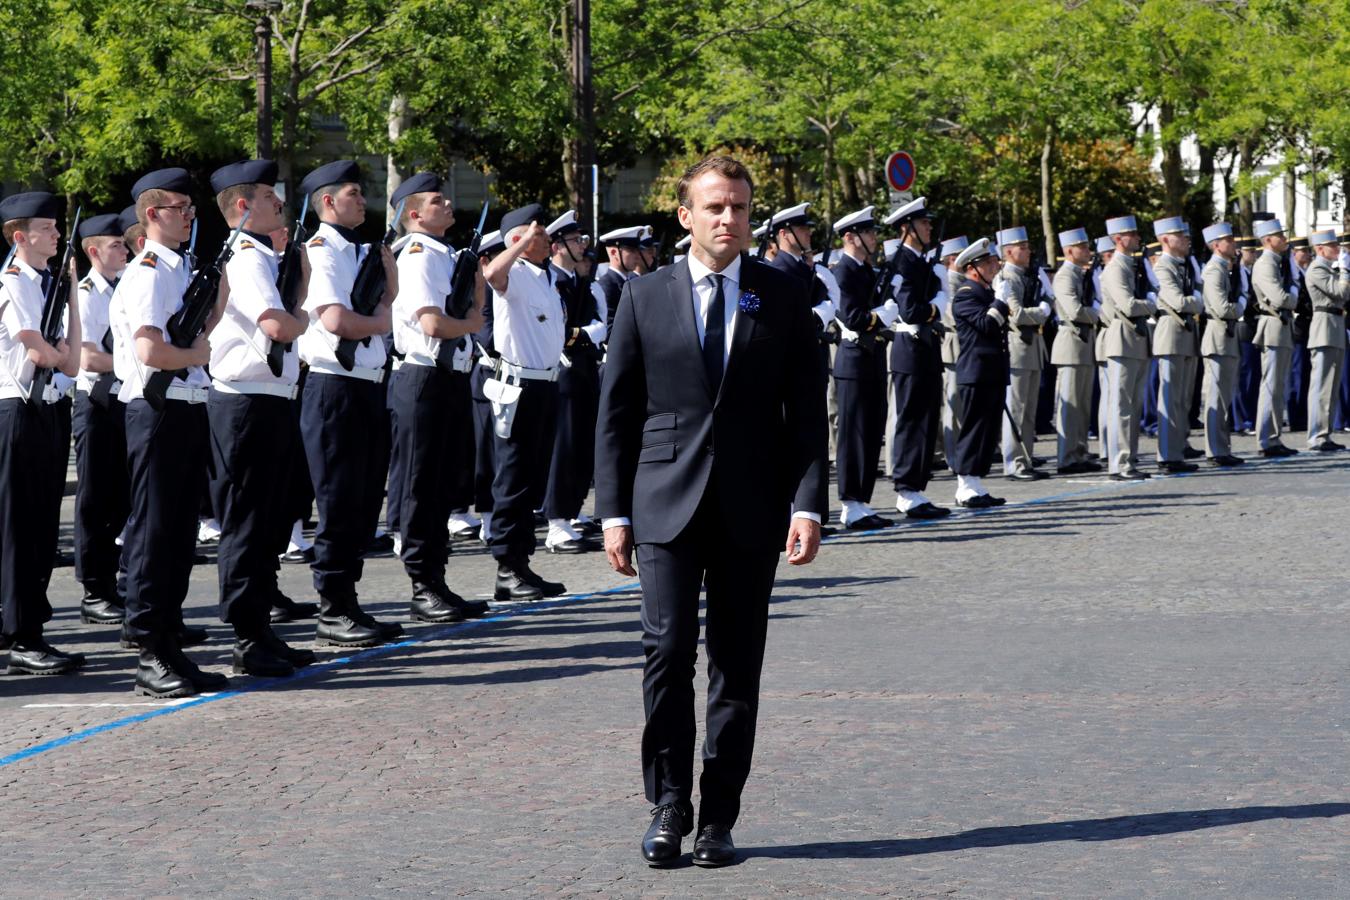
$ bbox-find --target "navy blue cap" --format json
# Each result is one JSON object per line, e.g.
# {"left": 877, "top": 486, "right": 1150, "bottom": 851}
{"left": 118, "top": 204, "right": 139, "bottom": 234}
{"left": 390, "top": 172, "right": 444, "bottom": 208}
{"left": 77, "top": 214, "right": 124, "bottom": 240}
{"left": 131, "top": 167, "right": 193, "bottom": 201}
{"left": 500, "top": 203, "right": 545, "bottom": 235}
{"left": 210, "top": 159, "right": 278, "bottom": 194}
{"left": 0, "top": 191, "right": 59, "bottom": 223}
{"left": 298, "top": 160, "right": 361, "bottom": 198}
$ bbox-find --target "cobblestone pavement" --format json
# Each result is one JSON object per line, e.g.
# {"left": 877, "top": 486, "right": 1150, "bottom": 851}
{"left": 2, "top": 434, "right": 1348, "bottom": 897}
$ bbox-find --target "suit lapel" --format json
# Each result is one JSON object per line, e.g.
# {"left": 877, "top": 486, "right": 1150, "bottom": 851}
{"left": 718, "top": 255, "right": 759, "bottom": 406}
{"left": 666, "top": 259, "right": 712, "bottom": 398}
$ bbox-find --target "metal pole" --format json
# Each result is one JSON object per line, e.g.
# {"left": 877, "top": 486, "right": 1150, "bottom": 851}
{"left": 591, "top": 164, "right": 599, "bottom": 239}
{"left": 251, "top": 2, "right": 274, "bottom": 159}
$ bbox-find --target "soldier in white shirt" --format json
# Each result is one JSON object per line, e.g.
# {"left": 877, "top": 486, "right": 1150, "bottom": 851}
{"left": 0, "top": 191, "right": 84, "bottom": 675}
{"left": 109, "top": 168, "right": 223, "bottom": 696}
{"left": 387, "top": 172, "right": 488, "bottom": 623}
{"left": 70, "top": 214, "right": 130, "bottom": 627}
{"left": 294, "top": 159, "right": 402, "bottom": 648}
{"left": 483, "top": 203, "right": 568, "bottom": 602}
{"left": 205, "top": 159, "right": 317, "bottom": 680}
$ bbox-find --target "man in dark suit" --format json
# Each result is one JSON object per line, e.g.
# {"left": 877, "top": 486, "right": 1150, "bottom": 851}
{"left": 951, "top": 238, "right": 1011, "bottom": 508}
{"left": 595, "top": 155, "right": 828, "bottom": 869}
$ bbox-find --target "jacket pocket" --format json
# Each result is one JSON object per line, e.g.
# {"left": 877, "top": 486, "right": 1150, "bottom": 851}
{"left": 638, "top": 441, "right": 675, "bottom": 463}
{"left": 643, "top": 412, "right": 676, "bottom": 432}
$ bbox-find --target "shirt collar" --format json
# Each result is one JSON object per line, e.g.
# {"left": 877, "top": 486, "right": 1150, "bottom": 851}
{"left": 316, "top": 221, "right": 355, "bottom": 251}
{"left": 8, "top": 257, "right": 42, "bottom": 283}
{"left": 406, "top": 231, "right": 448, "bottom": 254}
{"left": 686, "top": 252, "right": 741, "bottom": 288}
{"left": 88, "top": 267, "right": 116, "bottom": 292}
{"left": 143, "top": 238, "right": 182, "bottom": 269}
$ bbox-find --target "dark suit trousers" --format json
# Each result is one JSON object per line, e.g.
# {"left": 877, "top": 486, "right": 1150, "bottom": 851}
{"left": 385, "top": 366, "right": 406, "bottom": 537}
{"left": 0, "top": 398, "right": 61, "bottom": 641}
{"left": 1233, "top": 340, "right": 1260, "bottom": 429}
{"left": 393, "top": 364, "right": 470, "bottom": 584}
{"left": 208, "top": 391, "right": 291, "bottom": 633}
{"left": 637, "top": 483, "right": 780, "bottom": 829}
{"left": 1287, "top": 341, "right": 1311, "bottom": 431}
{"left": 301, "top": 373, "right": 385, "bottom": 601}
{"left": 543, "top": 355, "right": 599, "bottom": 521}
{"left": 889, "top": 369, "right": 939, "bottom": 492}
{"left": 954, "top": 383, "right": 1004, "bottom": 477}
{"left": 470, "top": 365, "right": 496, "bottom": 513}
{"left": 72, "top": 390, "right": 129, "bottom": 587}
{"left": 124, "top": 398, "right": 207, "bottom": 641}
{"left": 834, "top": 370, "right": 886, "bottom": 503}
{"left": 489, "top": 379, "right": 558, "bottom": 560}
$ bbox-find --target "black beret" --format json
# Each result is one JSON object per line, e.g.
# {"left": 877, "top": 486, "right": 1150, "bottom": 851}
{"left": 499, "top": 203, "right": 545, "bottom": 235}
{"left": 390, "top": 172, "right": 444, "bottom": 208}
{"left": 210, "top": 159, "right": 278, "bottom": 194}
{"left": 131, "top": 167, "right": 193, "bottom": 201}
{"left": 0, "top": 191, "right": 59, "bottom": 223}
{"left": 118, "top": 204, "right": 139, "bottom": 234}
{"left": 298, "top": 160, "right": 361, "bottom": 198}
{"left": 77, "top": 214, "right": 124, "bottom": 240}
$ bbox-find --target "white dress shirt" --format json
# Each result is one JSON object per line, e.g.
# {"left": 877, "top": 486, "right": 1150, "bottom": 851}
{"left": 0, "top": 258, "right": 46, "bottom": 399}
{"left": 493, "top": 257, "right": 566, "bottom": 370}
{"left": 298, "top": 221, "right": 387, "bottom": 371}
{"left": 109, "top": 238, "right": 210, "bottom": 401}
{"left": 209, "top": 232, "right": 299, "bottom": 385}
{"left": 393, "top": 232, "right": 472, "bottom": 370}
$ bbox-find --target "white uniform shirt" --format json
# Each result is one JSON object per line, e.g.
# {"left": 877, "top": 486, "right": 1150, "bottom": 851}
{"left": 492, "top": 257, "right": 566, "bottom": 369}
{"left": 0, "top": 259, "right": 47, "bottom": 399}
{"left": 109, "top": 239, "right": 208, "bottom": 402}
{"left": 77, "top": 268, "right": 118, "bottom": 383}
{"left": 209, "top": 232, "right": 299, "bottom": 385}
{"left": 298, "top": 221, "right": 387, "bottom": 370}
{"left": 393, "top": 232, "right": 469, "bottom": 368}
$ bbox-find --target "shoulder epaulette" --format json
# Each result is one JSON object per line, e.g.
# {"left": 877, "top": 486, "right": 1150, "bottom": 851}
{"left": 238, "top": 239, "right": 255, "bottom": 250}
{"left": 4, "top": 265, "right": 18, "bottom": 275}
{"left": 140, "top": 252, "right": 159, "bottom": 268}
{"left": 79, "top": 277, "right": 94, "bottom": 290}
{"left": 308, "top": 236, "right": 326, "bottom": 248}
{"left": 407, "top": 242, "right": 424, "bottom": 254}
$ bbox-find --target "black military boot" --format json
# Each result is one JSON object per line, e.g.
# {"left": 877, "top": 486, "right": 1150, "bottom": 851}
{"left": 315, "top": 595, "right": 386, "bottom": 648}
{"left": 6, "top": 636, "right": 85, "bottom": 676}
{"left": 410, "top": 582, "right": 491, "bottom": 623}
{"left": 259, "top": 625, "right": 316, "bottom": 668}
{"left": 79, "top": 578, "right": 125, "bottom": 625}
{"left": 494, "top": 558, "right": 545, "bottom": 602}
{"left": 270, "top": 588, "right": 319, "bottom": 624}
{"left": 233, "top": 628, "right": 296, "bottom": 678}
{"left": 163, "top": 638, "right": 230, "bottom": 692}
{"left": 515, "top": 558, "right": 565, "bottom": 598}
{"left": 135, "top": 640, "right": 197, "bottom": 698}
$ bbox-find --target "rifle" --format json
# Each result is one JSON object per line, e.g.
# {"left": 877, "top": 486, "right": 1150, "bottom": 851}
{"left": 434, "top": 201, "right": 490, "bottom": 373}
{"left": 755, "top": 212, "right": 776, "bottom": 261}
{"left": 185, "top": 219, "right": 199, "bottom": 273}
{"left": 334, "top": 197, "right": 406, "bottom": 371}
{"left": 267, "top": 194, "right": 310, "bottom": 376}
{"left": 29, "top": 205, "right": 81, "bottom": 405}
{"left": 143, "top": 211, "right": 251, "bottom": 411}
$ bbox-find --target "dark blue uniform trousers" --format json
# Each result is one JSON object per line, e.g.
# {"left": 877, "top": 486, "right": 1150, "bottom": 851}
{"left": 834, "top": 369, "right": 887, "bottom": 503}
{"left": 543, "top": 354, "right": 599, "bottom": 521}
{"left": 488, "top": 379, "right": 557, "bottom": 561}
{"left": 0, "top": 398, "right": 62, "bottom": 641}
{"left": 889, "top": 369, "right": 940, "bottom": 492}
{"left": 72, "top": 388, "right": 129, "bottom": 588}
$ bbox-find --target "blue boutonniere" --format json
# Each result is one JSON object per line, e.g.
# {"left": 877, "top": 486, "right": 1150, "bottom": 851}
{"left": 738, "top": 289, "right": 762, "bottom": 316}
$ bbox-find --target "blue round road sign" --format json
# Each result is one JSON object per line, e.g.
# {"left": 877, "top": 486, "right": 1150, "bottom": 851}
{"left": 886, "top": 152, "right": 916, "bottom": 192}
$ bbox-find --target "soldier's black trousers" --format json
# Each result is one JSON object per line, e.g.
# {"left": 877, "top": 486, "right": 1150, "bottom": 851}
{"left": 889, "top": 369, "right": 940, "bottom": 492}
{"left": 834, "top": 371, "right": 887, "bottom": 503}
{"left": 208, "top": 391, "right": 292, "bottom": 634}
{"left": 954, "top": 382, "right": 1004, "bottom": 477}
{"left": 470, "top": 365, "right": 496, "bottom": 514}
{"left": 489, "top": 379, "right": 557, "bottom": 561}
{"left": 0, "top": 398, "right": 62, "bottom": 641}
{"left": 124, "top": 398, "right": 207, "bottom": 642}
{"left": 543, "top": 354, "right": 599, "bottom": 521}
{"left": 72, "top": 389, "right": 129, "bottom": 587}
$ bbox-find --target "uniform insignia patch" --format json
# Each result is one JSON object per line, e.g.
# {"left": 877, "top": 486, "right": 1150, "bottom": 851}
{"left": 408, "top": 243, "right": 424, "bottom": 254}
{"left": 79, "top": 278, "right": 93, "bottom": 290}
{"left": 140, "top": 252, "right": 159, "bottom": 268}
{"left": 239, "top": 239, "right": 255, "bottom": 250}
{"left": 308, "top": 237, "right": 326, "bottom": 248}
{"left": 4, "top": 265, "right": 18, "bottom": 275}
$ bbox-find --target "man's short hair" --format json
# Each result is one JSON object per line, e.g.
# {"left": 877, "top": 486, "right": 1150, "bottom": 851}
{"left": 216, "top": 182, "right": 261, "bottom": 218}
{"left": 135, "top": 189, "right": 180, "bottom": 227}
{"left": 81, "top": 234, "right": 121, "bottom": 255}
{"left": 677, "top": 156, "right": 754, "bottom": 208}
{"left": 2, "top": 219, "right": 30, "bottom": 244}
{"left": 310, "top": 182, "right": 353, "bottom": 213}
{"left": 124, "top": 223, "right": 146, "bottom": 248}
{"left": 399, "top": 192, "right": 434, "bottom": 229}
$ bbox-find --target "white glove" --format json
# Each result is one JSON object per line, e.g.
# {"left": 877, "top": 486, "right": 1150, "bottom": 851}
{"left": 872, "top": 300, "right": 900, "bottom": 328}
{"left": 812, "top": 300, "right": 837, "bottom": 329}
{"left": 1037, "top": 300, "right": 1052, "bottom": 318}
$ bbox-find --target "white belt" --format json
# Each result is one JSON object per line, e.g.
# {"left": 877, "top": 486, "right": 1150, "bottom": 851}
{"left": 390, "top": 356, "right": 404, "bottom": 371}
{"left": 76, "top": 375, "right": 121, "bottom": 394}
{"left": 893, "top": 318, "right": 921, "bottom": 337}
{"left": 40, "top": 384, "right": 63, "bottom": 404}
{"left": 493, "top": 359, "right": 558, "bottom": 382}
{"left": 403, "top": 353, "right": 436, "bottom": 367}
{"left": 165, "top": 385, "right": 210, "bottom": 404}
{"left": 308, "top": 358, "right": 386, "bottom": 383}
{"left": 211, "top": 379, "right": 299, "bottom": 400}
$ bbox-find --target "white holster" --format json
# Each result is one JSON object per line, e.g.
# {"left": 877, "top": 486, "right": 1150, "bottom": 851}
{"left": 483, "top": 372, "right": 524, "bottom": 439}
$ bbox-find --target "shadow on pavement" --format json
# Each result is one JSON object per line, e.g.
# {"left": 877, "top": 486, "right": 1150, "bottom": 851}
{"left": 739, "top": 803, "right": 1350, "bottom": 860}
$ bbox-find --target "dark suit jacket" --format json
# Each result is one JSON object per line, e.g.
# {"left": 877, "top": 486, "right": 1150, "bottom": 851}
{"left": 595, "top": 255, "right": 828, "bottom": 551}
{"left": 953, "top": 277, "right": 1011, "bottom": 386}
{"left": 888, "top": 244, "right": 942, "bottom": 375}
{"left": 832, "top": 252, "right": 887, "bottom": 380}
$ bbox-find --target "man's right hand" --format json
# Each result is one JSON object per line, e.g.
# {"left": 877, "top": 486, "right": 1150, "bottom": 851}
{"left": 188, "top": 334, "right": 211, "bottom": 368}
{"left": 604, "top": 524, "right": 636, "bottom": 576}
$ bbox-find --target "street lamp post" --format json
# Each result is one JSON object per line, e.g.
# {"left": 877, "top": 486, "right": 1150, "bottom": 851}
{"left": 245, "top": 0, "right": 282, "bottom": 159}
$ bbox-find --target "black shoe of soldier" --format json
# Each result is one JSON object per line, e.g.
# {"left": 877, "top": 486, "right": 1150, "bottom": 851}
{"left": 233, "top": 635, "right": 296, "bottom": 678}
{"left": 7, "top": 638, "right": 85, "bottom": 676}
{"left": 270, "top": 592, "right": 319, "bottom": 624}
{"left": 135, "top": 644, "right": 196, "bottom": 698}
{"left": 495, "top": 562, "right": 545, "bottom": 603}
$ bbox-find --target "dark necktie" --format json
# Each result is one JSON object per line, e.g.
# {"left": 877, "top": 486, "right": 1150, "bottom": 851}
{"left": 703, "top": 274, "right": 725, "bottom": 391}
{"left": 39, "top": 269, "right": 52, "bottom": 297}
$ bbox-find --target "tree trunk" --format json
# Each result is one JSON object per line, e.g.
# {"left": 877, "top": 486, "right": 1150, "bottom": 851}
{"left": 1040, "top": 122, "right": 1055, "bottom": 262}
{"left": 822, "top": 130, "right": 835, "bottom": 228}
{"left": 1342, "top": 170, "right": 1350, "bottom": 232}
{"left": 1237, "top": 139, "right": 1254, "bottom": 235}
{"left": 386, "top": 94, "right": 408, "bottom": 228}
{"left": 836, "top": 163, "right": 859, "bottom": 210}
{"left": 1159, "top": 101, "right": 1185, "bottom": 213}
{"left": 1193, "top": 140, "right": 1216, "bottom": 228}
{"left": 782, "top": 155, "right": 796, "bottom": 208}
{"left": 563, "top": 0, "right": 595, "bottom": 230}
{"left": 1284, "top": 164, "right": 1297, "bottom": 235}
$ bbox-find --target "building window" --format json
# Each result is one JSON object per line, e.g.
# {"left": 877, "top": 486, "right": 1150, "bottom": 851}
{"left": 1316, "top": 185, "right": 1331, "bottom": 212}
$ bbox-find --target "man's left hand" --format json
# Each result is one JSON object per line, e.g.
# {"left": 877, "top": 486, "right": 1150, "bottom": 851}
{"left": 785, "top": 517, "right": 821, "bottom": 566}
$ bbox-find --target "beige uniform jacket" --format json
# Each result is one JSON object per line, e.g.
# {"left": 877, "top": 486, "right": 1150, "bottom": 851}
{"left": 1305, "top": 255, "right": 1350, "bottom": 351}
{"left": 1251, "top": 248, "right": 1296, "bottom": 350}
{"left": 1100, "top": 250, "right": 1153, "bottom": 360}
{"left": 1050, "top": 262, "right": 1098, "bottom": 366}
{"left": 1151, "top": 252, "right": 1202, "bottom": 357}
{"left": 1200, "top": 255, "right": 1240, "bottom": 358}
{"left": 999, "top": 262, "right": 1047, "bottom": 371}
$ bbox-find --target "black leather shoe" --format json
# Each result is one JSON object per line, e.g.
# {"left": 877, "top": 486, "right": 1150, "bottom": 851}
{"left": 270, "top": 592, "right": 319, "bottom": 624}
{"left": 515, "top": 559, "right": 565, "bottom": 597}
{"left": 956, "top": 494, "right": 997, "bottom": 509}
{"left": 573, "top": 519, "right": 603, "bottom": 537}
{"left": 450, "top": 526, "right": 479, "bottom": 542}
{"left": 233, "top": 636, "right": 295, "bottom": 678}
{"left": 692, "top": 824, "right": 737, "bottom": 867}
{"left": 1032, "top": 455, "right": 1049, "bottom": 467}
{"left": 641, "top": 804, "right": 690, "bottom": 867}
{"left": 6, "top": 638, "right": 85, "bottom": 676}
{"left": 163, "top": 640, "right": 230, "bottom": 692}
{"left": 930, "top": 457, "right": 949, "bottom": 471}
{"left": 1209, "top": 454, "right": 1245, "bottom": 467}
{"left": 1157, "top": 460, "right": 1199, "bottom": 474}
{"left": 904, "top": 503, "right": 951, "bottom": 520}
{"left": 410, "top": 582, "right": 470, "bottom": 623}
{"left": 1057, "top": 461, "right": 1103, "bottom": 475}
{"left": 365, "top": 533, "right": 396, "bottom": 555}
{"left": 351, "top": 603, "right": 404, "bottom": 640}
{"left": 1182, "top": 445, "right": 1204, "bottom": 459}
{"left": 177, "top": 625, "right": 210, "bottom": 647}
{"left": 135, "top": 645, "right": 196, "bottom": 698}
{"left": 1007, "top": 469, "right": 1049, "bottom": 481}
{"left": 1314, "top": 440, "right": 1345, "bottom": 452}
{"left": 494, "top": 563, "right": 544, "bottom": 602}
{"left": 80, "top": 595, "right": 125, "bottom": 625}
{"left": 1110, "top": 470, "right": 1149, "bottom": 481}
{"left": 315, "top": 596, "right": 386, "bottom": 648}
{"left": 845, "top": 514, "right": 893, "bottom": 530}
{"left": 544, "top": 539, "right": 588, "bottom": 554}
{"left": 1260, "top": 444, "right": 1299, "bottom": 457}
